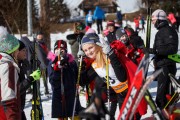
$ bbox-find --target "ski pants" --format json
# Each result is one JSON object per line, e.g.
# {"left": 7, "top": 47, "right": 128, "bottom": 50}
{"left": 109, "top": 89, "right": 128, "bottom": 120}
{"left": 155, "top": 63, "right": 177, "bottom": 109}
{"left": 96, "top": 19, "right": 103, "bottom": 34}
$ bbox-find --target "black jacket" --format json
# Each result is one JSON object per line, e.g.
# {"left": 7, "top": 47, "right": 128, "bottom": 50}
{"left": 106, "top": 31, "right": 117, "bottom": 44}
{"left": 19, "top": 60, "right": 33, "bottom": 111}
{"left": 152, "top": 21, "right": 178, "bottom": 67}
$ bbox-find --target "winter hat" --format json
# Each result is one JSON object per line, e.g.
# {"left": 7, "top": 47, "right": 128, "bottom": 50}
{"left": 37, "top": 30, "right": 43, "bottom": 35}
{"left": 18, "top": 40, "right": 26, "bottom": 51}
{"left": 152, "top": 9, "right": 167, "bottom": 20}
{"left": 54, "top": 40, "right": 67, "bottom": 52}
{"left": 76, "top": 22, "right": 86, "bottom": 31}
{"left": 81, "top": 33, "right": 102, "bottom": 47}
{"left": 116, "top": 28, "right": 127, "bottom": 40}
{"left": 107, "top": 21, "right": 115, "bottom": 27}
{"left": 0, "top": 26, "right": 20, "bottom": 54}
{"left": 85, "top": 28, "right": 96, "bottom": 35}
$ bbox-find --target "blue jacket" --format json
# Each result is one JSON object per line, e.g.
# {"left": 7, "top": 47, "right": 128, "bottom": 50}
{"left": 93, "top": 6, "right": 105, "bottom": 20}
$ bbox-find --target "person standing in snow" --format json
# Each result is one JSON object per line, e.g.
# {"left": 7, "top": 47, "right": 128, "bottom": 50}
{"left": 144, "top": 9, "right": 178, "bottom": 109}
{"left": 85, "top": 10, "right": 94, "bottom": 28}
{"left": 78, "top": 33, "right": 147, "bottom": 119}
{"left": 134, "top": 17, "right": 140, "bottom": 33}
{"left": 93, "top": 6, "right": 105, "bottom": 34}
{"left": 116, "top": 9, "right": 123, "bottom": 26}
{"left": 0, "top": 26, "right": 41, "bottom": 120}
{"left": 116, "top": 27, "right": 144, "bottom": 65}
{"left": 66, "top": 22, "right": 86, "bottom": 62}
{"left": 34, "top": 31, "right": 49, "bottom": 95}
{"left": 17, "top": 40, "right": 41, "bottom": 120}
{"left": 106, "top": 21, "right": 118, "bottom": 44}
{"left": 139, "top": 14, "right": 145, "bottom": 33}
{"left": 47, "top": 40, "right": 83, "bottom": 120}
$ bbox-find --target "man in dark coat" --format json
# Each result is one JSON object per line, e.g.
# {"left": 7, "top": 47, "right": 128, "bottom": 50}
{"left": 144, "top": 9, "right": 178, "bottom": 109}
{"left": 34, "top": 31, "right": 50, "bottom": 95}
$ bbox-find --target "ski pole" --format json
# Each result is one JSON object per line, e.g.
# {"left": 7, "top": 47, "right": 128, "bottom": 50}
{"left": 106, "top": 55, "right": 110, "bottom": 112}
{"left": 72, "top": 55, "right": 83, "bottom": 120}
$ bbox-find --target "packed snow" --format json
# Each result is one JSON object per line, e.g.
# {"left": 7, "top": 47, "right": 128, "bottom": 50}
{"left": 20, "top": 20, "right": 180, "bottom": 120}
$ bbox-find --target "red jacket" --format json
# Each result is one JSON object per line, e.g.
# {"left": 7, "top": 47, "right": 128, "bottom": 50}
{"left": 111, "top": 40, "right": 147, "bottom": 116}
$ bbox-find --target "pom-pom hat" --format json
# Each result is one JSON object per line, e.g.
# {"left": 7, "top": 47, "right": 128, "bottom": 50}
{"left": 0, "top": 26, "right": 19, "bottom": 54}
{"left": 54, "top": 40, "right": 67, "bottom": 52}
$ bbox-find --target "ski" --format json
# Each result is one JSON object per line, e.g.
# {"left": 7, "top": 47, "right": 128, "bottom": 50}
{"left": 118, "top": 55, "right": 149, "bottom": 120}
{"left": 129, "top": 69, "right": 162, "bottom": 119}
{"left": 161, "top": 74, "right": 180, "bottom": 119}
{"left": 144, "top": 90, "right": 166, "bottom": 120}
{"left": 168, "top": 54, "right": 180, "bottom": 63}
{"left": 169, "top": 73, "right": 180, "bottom": 91}
{"left": 164, "top": 74, "right": 180, "bottom": 109}
{"left": 145, "top": 0, "right": 152, "bottom": 49}
{"left": 31, "top": 35, "right": 43, "bottom": 120}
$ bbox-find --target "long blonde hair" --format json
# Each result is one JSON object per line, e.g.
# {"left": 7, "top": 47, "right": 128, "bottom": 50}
{"left": 94, "top": 45, "right": 106, "bottom": 68}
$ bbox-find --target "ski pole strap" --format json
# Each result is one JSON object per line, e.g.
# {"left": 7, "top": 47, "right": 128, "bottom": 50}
{"left": 168, "top": 54, "right": 180, "bottom": 63}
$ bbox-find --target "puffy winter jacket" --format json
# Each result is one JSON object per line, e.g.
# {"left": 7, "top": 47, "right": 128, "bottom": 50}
{"left": 153, "top": 21, "right": 178, "bottom": 67}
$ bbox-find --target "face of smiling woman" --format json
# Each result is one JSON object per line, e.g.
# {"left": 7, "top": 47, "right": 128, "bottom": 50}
{"left": 82, "top": 43, "right": 99, "bottom": 59}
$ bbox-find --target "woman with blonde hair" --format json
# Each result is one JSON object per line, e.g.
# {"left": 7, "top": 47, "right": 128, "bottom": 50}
{"left": 78, "top": 33, "right": 139, "bottom": 119}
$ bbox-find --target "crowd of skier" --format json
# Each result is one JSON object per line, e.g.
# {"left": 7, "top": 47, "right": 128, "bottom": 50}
{"left": 0, "top": 5, "right": 180, "bottom": 120}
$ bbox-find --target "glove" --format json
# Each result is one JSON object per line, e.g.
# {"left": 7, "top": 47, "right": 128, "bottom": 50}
{"left": 143, "top": 47, "right": 156, "bottom": 54}
{"left": 77, "top": 49, "right": 85, "bottom": 57}
{"left": 30, "top": 69, "right": 41, "bottom": 81}
{"left": 102, "top": 42, "right": 112, "bottom": 55}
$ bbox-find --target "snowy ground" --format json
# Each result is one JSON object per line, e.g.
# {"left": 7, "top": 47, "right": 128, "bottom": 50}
{"left": 23, "top": 21, "right": 180, "bottom": 120}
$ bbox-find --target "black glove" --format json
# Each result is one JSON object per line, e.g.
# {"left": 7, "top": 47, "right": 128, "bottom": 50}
{"left": 143, "top": 47, "right": 156, "bottom": 54}
{"left": 52, "top": 54, "right": 69, "bottom": 66}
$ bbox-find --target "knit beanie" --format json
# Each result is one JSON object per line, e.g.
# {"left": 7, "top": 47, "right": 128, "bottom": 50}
{"left": 0, "top": 26, "right": 19, "bottom": 54}
{"left": 18, "top": 40, "right": 26, "bottom": 51}
{"left": 54, "top": 40, "right": 67, "bottom": 52}
{"left": 107, "top": 21, "right": 115, "bottom": 27}
{"left": 152, "top": 9, "right": 167, "bottom": 20}
{"left": 85, "top": 28, "right": 96, "bottom": 35}
{"left": 81, "top": 33, "right": 102, "bottom": 47}
{"left": 37, "top": 30, "right": 43, "bottom": 35}
{"left": 116, "top": 28, "right": 127, "bottom": 40}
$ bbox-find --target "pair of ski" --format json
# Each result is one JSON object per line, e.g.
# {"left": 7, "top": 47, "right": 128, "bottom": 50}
{"left": 31, "top": 37, "right": 44, "bottom": 120}
{"left": 118, "top": 55, "right": 180, "bottom": 120}
{"left": 117, "top": 55, "right": 164, "bottom": 120}
{"left": 161, "top": 74, "right": 180, "bottom": 119}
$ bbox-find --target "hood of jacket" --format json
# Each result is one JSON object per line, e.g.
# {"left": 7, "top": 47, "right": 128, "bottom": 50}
{"left": 0, "top": 52, "right": 20, "bottom": 73}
